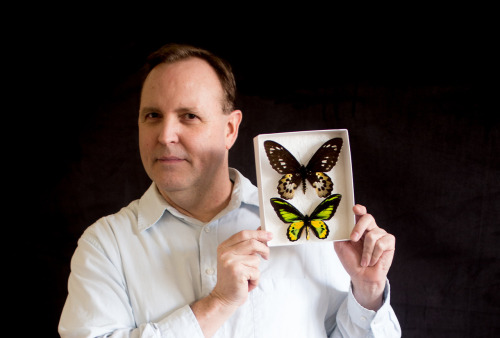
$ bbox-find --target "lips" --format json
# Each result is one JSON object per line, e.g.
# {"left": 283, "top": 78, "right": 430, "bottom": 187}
{"left": 158, "top": 156, "right": 182, "bottom": 161}
{"left": 157, "top": 155, "right": 185, "bottom": 163}
{"left": 156, "top": 155, "right": 185, "bottom": 164}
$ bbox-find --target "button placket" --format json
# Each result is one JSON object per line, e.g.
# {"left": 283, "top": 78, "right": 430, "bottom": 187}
{"left": 199, "top": 221, "right": 219, "bottom": 297}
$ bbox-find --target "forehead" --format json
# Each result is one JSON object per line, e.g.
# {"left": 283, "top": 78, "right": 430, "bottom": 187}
{"left": 143, "top": 58, "right": 223, "bottom": 95}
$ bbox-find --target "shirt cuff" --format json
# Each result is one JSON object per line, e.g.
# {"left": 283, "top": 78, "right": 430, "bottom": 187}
{"left": 155, "top": 305, "right": 205, "bottom": 337}
{"left": 347, "top": 279, "right": 392, "bottom": 330}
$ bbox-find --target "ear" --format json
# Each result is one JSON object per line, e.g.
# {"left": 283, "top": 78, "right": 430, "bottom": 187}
{"left": 225, "top": 110, "right": 242, "bottom": 150}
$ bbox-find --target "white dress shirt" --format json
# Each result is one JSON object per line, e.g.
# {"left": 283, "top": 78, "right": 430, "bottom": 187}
{"left": 59, "top": 168, "right": 401, "bottom": 337}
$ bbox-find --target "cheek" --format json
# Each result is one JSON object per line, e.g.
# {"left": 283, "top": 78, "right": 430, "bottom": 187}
{"left": 138, "top": 132, "right": 147, "bottom": 152}
{"left": 207, "top": 127, "right": 229, "bottom": 150}
{"left": 138, "top": 129, "right": 155, "bottom": 159}
{"left": 188, "top": 128, "right": 227, "bottom": 160}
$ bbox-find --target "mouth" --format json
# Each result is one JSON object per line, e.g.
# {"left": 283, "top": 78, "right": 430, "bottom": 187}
{"left": 157, "top": 156, "right": 185, "bottom": 163}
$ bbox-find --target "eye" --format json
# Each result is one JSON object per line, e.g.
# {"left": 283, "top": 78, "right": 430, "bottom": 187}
{"left": 183, "top": 113, "right": 200, "bottom": 121}
{"left": 146, "top": 112, "right": 161, "bottom": 119}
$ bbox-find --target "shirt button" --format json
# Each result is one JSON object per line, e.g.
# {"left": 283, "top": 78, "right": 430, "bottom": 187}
{"left": 204, "top": 226, "right": 211, "bottom": 233}
{"left": 360, "top": 316, "right": 367, "bottom": 322}
{"left": 205, "top": 268, "right": 215, "bottom": 275}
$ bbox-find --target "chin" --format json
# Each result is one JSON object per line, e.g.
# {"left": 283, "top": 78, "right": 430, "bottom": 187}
{"left": 154, "top": 174, "right": 192, "bottom": 192}
{"left": 155, "top": 180, "right": 186, "bottom": 192}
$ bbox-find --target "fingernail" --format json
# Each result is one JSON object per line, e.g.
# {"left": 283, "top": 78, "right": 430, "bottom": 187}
{"left": 267, "top": 231, "right": 273, "bottom": 240}
{"left": 361, "top": 258, "right": 368, "bottom": 267}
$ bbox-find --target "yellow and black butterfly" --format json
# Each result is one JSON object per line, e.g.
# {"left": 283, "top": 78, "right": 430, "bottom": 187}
{"left": 264, "top": 138, "right": 343, "bottom": 200}
{"left": 270, "top": 194, "right": 342, "bottom": 242}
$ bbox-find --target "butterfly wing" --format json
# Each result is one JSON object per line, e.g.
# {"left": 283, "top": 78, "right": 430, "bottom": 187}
{"left": 305, "top": 138, "right": 343, "bottom": 198}
{"left": 264, "top": 140, "right": 303, "bottom": 199}
{"left": 307, "top": 138, "right": 344, "bottom": 172}
{"left": 310, "top": 193, "right": 342, "bottom": 221}
{"left": 307, "top": 172, "right": 334, "bottom": 198}
{"left": 269, "top": 198, "right": 306, "bottom": 241}
{"left": 307, "top": 194, "right": 342, "bottom": 239}
{"left": 264, "top": 140, "right": 302, "bottom": 174}
{"left": 277, "top": 174, "right": 302, "bottom": 200}
{"left": 309, "top": 220, "right": 329, "bottom": 239}
{"left": 287, "top": 221, "right": 306, "bottom": 241}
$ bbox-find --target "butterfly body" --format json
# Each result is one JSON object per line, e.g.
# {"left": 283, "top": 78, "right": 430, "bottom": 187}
{"left": 290, "top": 214, "right": 312, "bottom": 240}
{"left": 264, "top": 138, "right": 343, "bottom": 200}
{"left": 281, "top": 165, "right": 307, "bottom": 193}
{"left": 270, "top": 194, "right": 342, "bottom": 242}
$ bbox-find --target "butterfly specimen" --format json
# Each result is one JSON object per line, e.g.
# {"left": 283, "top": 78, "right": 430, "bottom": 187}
{"left": 270, "top": 194, "right": 342, "bottom": 242}
{"left": 264, "top": 138, "right": 343, "bottom": 200}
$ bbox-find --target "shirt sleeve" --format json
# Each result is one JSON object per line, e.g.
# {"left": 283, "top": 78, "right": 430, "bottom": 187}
{"left": 58, "top": 230, "right": 205, "bottom": 338}
{"left": 331, "top": 280, "right": 401, "bottom": 338}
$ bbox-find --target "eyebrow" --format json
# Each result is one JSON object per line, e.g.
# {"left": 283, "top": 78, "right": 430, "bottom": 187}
{"left": 139, "top": 106, "right": 201, "bottom": 116}
{"left": 139, "top": 106, "right": 158, "bottom": 116}
{"left": 175, "top": 106, "right": 200, "bottom": 115}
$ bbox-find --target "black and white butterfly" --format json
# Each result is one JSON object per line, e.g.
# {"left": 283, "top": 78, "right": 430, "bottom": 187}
{"left": 264, "top": 138, "right": 343, "bottom": 200}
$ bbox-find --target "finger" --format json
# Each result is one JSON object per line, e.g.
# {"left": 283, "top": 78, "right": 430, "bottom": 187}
{"left": 219, "top": 254, "right": 262, "bottom": 281}
{"left": 234, "top": 257, "right": 261, "bottom": 288}
{"left": 232, "top": 238, "right": 270, "bottom": 260}
{"left": 220, "top": 230, "right": 272, "bottom": 260}
{"left": 353, "top": 204, "right": 367, "bottom": 219}
{"left": 368, "top": 233, "right": 395, "bottom": 267}
{"left": 223, "top": 230, "right": 273, "bottom": 246}
{"left": 360, "top": 228, "right": 387, "bottom": 267}
{"left": 350, "top": 213, "right": 377, "bottom": 242}
{"left": 219, "top": 246, "right": 262, "bottom": 271}
{"left": 247, "top": 266, "right": 261, "bottom": 292}
{"left": 240, "top": 252, "right": 262, "bottom": 268}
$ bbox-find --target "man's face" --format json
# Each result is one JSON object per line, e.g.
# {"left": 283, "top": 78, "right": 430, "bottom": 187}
{"left": 138, "top": 58, "right": 239, "bottom": 195}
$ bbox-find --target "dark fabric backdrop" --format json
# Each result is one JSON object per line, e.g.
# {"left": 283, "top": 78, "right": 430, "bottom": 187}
{"left": 19, "top": 18, "right": 498, "bottom": 337}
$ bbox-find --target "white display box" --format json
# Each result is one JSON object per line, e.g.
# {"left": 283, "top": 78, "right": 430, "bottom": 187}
{"left": 253, "top": 129, "right": 355, "bottom": 246}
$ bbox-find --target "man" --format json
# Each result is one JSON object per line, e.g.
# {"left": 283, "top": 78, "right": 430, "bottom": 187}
{"left": 59, "top": 43, "right": 401, "bottom": 337}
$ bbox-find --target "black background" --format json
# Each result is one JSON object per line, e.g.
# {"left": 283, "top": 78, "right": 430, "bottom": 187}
{"left": 16, "top": 13, "right": 499, "bottom": 337}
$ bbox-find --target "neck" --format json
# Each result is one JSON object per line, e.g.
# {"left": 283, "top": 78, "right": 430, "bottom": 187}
{"left": 158, "top": 171, "right": 234, "bottom": 223}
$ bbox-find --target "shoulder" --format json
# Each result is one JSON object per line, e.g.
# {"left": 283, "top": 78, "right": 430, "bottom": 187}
{"left": 78, "top": 199, "right": 140, "bottom": 253}
{"left": 78, "top": 183, "right": 163, "bottom": 250}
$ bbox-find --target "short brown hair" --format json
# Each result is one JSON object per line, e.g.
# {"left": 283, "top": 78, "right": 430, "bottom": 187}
{"left": 143, "top": 43, "right": 236, "bottom": 114}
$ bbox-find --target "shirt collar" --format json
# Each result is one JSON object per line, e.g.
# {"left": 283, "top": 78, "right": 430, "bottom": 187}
{"left": 229, "top": 167, "right": 259, "bottom": 207}
{"left": 137, "top": 183, "right": 170, "bottom": 232}
{"left": 137, "top": 168, "right": 259, "bottom": 232}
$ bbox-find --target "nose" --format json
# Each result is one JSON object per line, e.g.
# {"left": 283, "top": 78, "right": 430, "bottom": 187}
{"left": 158, "top": 116, "right": 180, "bottom": 145}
